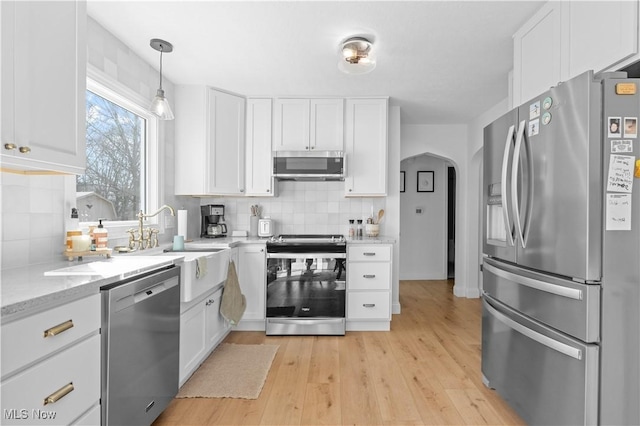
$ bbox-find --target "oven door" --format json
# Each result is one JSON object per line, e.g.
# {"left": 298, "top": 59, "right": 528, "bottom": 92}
{"left": 266, "top": 252, "right": 346, "bottom": 335}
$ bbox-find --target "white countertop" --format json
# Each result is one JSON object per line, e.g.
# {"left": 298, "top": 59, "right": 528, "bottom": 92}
{"left": 1, "top": 235, "right": 393, "bottom": 322}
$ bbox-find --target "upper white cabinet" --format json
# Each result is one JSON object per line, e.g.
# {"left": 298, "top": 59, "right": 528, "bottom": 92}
{"left": 245, "top": 98, "right": 274, "bottom": 196}
{"left": 1, "top": 1, "right": 86, "bottom": 174}
{"left": 512, "top": 2, "right": 562, "bottom": 106}
{"left": 513, "top": 1, "right": 639, "bottom": 106}
{"left": 175, "top": 86, "right": 245, "bottom": 195}
{"left": 273, "top": 98, "right": 344, "bottom": 152}
{"left": 562, "top": 1, "right": 638, "bottom": 79}
{"left": 344, "top": 98, "right": 388, "bottom": 197}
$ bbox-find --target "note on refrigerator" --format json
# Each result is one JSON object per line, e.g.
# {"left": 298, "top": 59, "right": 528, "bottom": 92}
{"left": 606, "top": 193, "right": 632, "bottom": 231}
{"left": 607, "top": 155, "right": 635, "bottom": 193}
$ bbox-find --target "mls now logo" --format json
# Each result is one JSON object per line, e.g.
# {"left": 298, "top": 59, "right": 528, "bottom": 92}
{"left": 4, "top": 408, "right": 57, "bottom": 420}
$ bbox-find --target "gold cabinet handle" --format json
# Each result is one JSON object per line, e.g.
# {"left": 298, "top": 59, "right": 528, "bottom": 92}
{"left": 4, "top": 143, "right": 16, "bottom": 150}
{"left": 43, "top": 320, "right": 74, "bottom": 338}
{"left": 43, "top": 382, "right": 74, "bottom": 405}
{"left": 18, "top": 146, "right": 31, "bottom": 154}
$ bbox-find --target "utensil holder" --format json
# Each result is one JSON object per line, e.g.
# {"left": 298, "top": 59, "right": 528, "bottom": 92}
{"left": 249, "top": 215, "right": 259, "bottom": 237}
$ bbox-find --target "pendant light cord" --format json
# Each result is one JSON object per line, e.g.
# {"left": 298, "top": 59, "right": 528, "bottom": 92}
{"left": 158, "top": 48, "right": 164, "bottom": 91}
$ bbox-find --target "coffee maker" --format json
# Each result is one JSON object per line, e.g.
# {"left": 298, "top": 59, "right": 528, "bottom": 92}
{"left": 200, "top": 204, "right": 227, "bottom": 238}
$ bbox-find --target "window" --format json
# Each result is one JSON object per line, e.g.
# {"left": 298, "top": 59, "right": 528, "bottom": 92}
{"left": 78, "top": 68, "right": 160, "bottom": 230}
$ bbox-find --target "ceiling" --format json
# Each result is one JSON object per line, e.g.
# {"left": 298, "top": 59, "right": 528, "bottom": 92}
{"left": 87, "top": 1, "right": 544, "bottom": 125}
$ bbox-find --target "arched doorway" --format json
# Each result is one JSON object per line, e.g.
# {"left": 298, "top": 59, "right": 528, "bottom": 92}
{"left": 399, "top": 153, "right": 457, "bottom": 283}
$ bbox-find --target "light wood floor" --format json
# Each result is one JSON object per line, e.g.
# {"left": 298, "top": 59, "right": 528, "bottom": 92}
{"left": 153, "top": 280, "right": 525, "bottom": 425}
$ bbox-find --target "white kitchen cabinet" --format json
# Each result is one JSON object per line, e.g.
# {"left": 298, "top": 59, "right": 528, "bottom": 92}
{"left": 513, "top": 1, "right": 639, "bottom": 107}
{"left": 235, "top": 243, "right": 266, "bottom": 330}
{"left": 344, "top": 98, "right": 388, "bottom": 197}
{"left": 562, "top": 1, "right": 638, "bottom": 79}
{"left": 512, "top": 2, "right": 562, "bottom": 106}
{"left": 346, "top": 244, "right": 392, "bottom": 331}
{"left": 273, "top": 98, "right": 344, "bottom": 152}
{"left": 0, "top": 1, "right": 86, "bottom": 174}
{"left": 179, "top": 286, "right": 230, "bottom": 386}
{"left": 0, "top": 294, "right": 100, "bottom": 425}
{"left": 175, "top": 86, "right": 246, "bottom": 195}
{"left": 245, "top": 98, "right": 274, "bottom": 196}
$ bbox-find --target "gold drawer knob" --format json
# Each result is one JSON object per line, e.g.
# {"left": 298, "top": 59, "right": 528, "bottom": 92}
{"left": 43, "top": 319, "right": 74, "bottom": 338}
{"left": 18, "top": 146, "right": 31, "bottom": 154}
{"left": 43, "top": 382, "right": 74, "bottom": 405}
{"left": 4, "top": 143, "right": 16, "bottom": 150}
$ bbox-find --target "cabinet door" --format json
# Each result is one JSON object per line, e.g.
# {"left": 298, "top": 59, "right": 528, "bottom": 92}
{"left": 310, "top": 99, "right": 344, "bottom": 151}
{"left": 237, "top": 244, "right": 266, "bottom": 321}
{"left": 205, "top": 288, "right": 228, "bottom": 349}
{"left": 513, "top": 2, "right": 562, "bottom": 106}
{"left": 1, "top": 1, "right": 86, "bottom": 174}
{"left": 564, "top": 1, "right": 638, "bottom": 78}
{"left": 273, "top": 98, "right": 310, "bottom": 151}
{"left": 207, "top": 88, "right": 246, "bottom": 194}
{"left": 179, "top": 301, "right": 207, "bottom": 384}
{"left": 245, "top": 98, "right": 274, "bottom": 196}
{"left": 344, "top": 98, "right": 388, "bottom": 196}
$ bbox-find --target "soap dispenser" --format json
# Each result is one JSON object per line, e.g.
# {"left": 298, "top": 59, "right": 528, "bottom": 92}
{"left": 94, "top": 219, "right": 108, "bottom": 249}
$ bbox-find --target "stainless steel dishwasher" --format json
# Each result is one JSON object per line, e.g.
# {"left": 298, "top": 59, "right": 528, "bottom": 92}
{"left": 101, "top": 265, "right": 180, "bottom": 426}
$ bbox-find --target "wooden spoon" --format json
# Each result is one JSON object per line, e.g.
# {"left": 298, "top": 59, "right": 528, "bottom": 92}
{"left": 377, "top": 209, "right": 385, "bottom": 224}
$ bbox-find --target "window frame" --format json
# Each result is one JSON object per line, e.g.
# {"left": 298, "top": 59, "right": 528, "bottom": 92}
{"left": 82, "top": 66, "right": 164, "bottom": 237}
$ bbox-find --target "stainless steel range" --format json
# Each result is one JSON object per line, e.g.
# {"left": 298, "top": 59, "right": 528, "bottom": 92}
{"left": 266, "top": 234, "right": 346, "bottom": 335}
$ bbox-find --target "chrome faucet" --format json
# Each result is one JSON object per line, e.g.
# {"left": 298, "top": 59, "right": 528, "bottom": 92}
{"left": 129, "top": 205, "right": 176, "bottom": 250}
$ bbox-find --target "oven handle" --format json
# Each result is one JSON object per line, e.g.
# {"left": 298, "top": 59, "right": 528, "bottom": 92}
{"left": 267, "top": 318, "right": 345, "bottom": 325}
{"left": 267, "top": 252, "right": 346, "bottom": 259}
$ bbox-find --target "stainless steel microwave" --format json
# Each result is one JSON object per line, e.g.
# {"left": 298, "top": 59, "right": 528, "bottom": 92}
{"left": 273, "top": 151, "right": 345, "bottom": 181}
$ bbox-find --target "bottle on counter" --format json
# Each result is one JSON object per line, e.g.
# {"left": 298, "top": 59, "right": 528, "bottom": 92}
{"left": 65, "top": 208, "right": 81, "bottom": 251}
{"left": 356, "top": 219, "right": 363, "bottom": 239}
{"left": 94, "top": 219, "right": 108, "bottom": 249}
{"left": 348, "top": 219, "right": 355, "bottom": 239}
{"left": 88, "top": 225, "right": 97, "bottom": 251}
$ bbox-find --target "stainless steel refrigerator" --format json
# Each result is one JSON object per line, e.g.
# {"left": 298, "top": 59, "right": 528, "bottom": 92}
{"left": 482, "top": 70, "right": 640, "bottom": 425}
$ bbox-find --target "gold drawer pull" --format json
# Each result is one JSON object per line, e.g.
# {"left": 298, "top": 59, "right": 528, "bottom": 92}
{"left": 43, "top": 382, "right": 74, "bottom": 405}
{"left": 43, "top": 320, "right": 74, "bottom": 338}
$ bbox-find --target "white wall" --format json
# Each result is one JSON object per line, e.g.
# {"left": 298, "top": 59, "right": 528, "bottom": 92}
{"left": 399, "top": 155, "right": 449, "bottom": 280}
{"left": 400, "top": 124, "right": 471, "bottom": 296}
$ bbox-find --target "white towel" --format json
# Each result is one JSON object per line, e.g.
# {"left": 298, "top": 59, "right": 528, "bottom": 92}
{"left": 195, "top": 256, "right": 208, "bottom": 279}
{"left": 220, "top": 260, "right": 246, "bottom": 325}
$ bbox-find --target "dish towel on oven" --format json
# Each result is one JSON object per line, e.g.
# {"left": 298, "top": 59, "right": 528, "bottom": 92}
{"left": 220, "top": 260, "right": 246, "bottom": 325}
{"left": 195, "top": 256, "right": 207, "bottom": 279}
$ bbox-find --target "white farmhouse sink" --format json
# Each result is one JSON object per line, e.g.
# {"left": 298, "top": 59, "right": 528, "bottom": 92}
{"left": 159, "top": 249, "right": 230, "bottom": 303}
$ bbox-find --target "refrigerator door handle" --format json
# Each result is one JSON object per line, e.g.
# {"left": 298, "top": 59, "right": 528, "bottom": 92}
{"left": 501, "top": 124, "right": 516, "bottom": 246}
{"left": 484, "top": 298, "right": 583, "bottom": 360}
{"left": 484, "top": 262, "right": 583, "bottom": 300}
{"left": 511, "top": 120, "right": 527, "bottom": 247}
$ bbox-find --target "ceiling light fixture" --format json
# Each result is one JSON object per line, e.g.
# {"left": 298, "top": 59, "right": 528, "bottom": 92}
{"left": 338, "top": 36, "right": 376, "bottom": 75}
{"left": 149, "top": 38, "right": 174, "bottom": 120}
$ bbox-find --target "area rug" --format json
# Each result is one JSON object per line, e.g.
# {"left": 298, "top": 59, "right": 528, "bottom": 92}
{"left": 177, "top": 343, "right": 279, "bottom": 399}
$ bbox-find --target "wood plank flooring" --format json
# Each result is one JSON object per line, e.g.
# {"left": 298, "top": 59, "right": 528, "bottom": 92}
{"left": 153, "top": 280, "right": 525, "bottom": 425}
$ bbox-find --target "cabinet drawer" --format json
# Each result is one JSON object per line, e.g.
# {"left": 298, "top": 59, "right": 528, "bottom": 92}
{"left": 348, "top": 245, "right": 391, "bottom": 262}
{"left": 348, "top": 292, "right": 390, "bottom": 320}
{"left": 1, "top": 334, "right": 100, "bottom": 426}
{"left": 1, "top": 294, "right": 100, "bottom": 378}
{"left": 348, "top": 263, "right": 391, "bottom": 290}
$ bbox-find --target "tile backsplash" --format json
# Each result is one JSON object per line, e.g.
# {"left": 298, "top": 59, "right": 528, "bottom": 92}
{"left": 1, "top": 173, "right": 70, "bottom": 269}
{"left": 200, "top": 181, "right": 386, "bottom": 236}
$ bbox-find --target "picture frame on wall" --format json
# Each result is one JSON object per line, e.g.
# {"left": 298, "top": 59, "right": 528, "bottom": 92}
{"left": 400, "top": 171, "right": 405, "bottom": 192}
{"left": 417, "top": 171, "right": 434, "bottom": 192}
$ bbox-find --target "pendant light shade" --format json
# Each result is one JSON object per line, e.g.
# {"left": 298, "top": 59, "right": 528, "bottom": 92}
{"left": 149, "top": 38, "right": 174, "bottom": 120}
{"left": 338, "top": 37, "right": 376, "bottom": 75}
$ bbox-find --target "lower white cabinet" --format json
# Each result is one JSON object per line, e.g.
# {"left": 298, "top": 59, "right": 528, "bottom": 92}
{"left": 179, "top": 286, "right": 230, "bottom": 386}
{"left": 236, "top": 243, "right": 266, "bottom": 330}
{"left": 0, "top": 295, "right": 101, "bottom": 425}
{"left": 347, "top": 244, "right": 392, "bottom": 331}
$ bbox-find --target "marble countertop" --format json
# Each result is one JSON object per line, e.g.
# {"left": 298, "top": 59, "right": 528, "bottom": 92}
{"left": 1, "top": 235, "right": 394, "bottom": 323}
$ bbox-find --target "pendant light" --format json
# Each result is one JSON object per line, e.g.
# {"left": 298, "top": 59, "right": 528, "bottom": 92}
{"left": 338, "top": 37, "right": 376, "bottom": 75}
{"left": 149, "top": 38, "right": 174, "bottom": 120}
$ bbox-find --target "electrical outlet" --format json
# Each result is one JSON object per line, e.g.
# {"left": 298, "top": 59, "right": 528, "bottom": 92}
{"left": 416, "top": 207, "right": 424, "bottom": 214}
